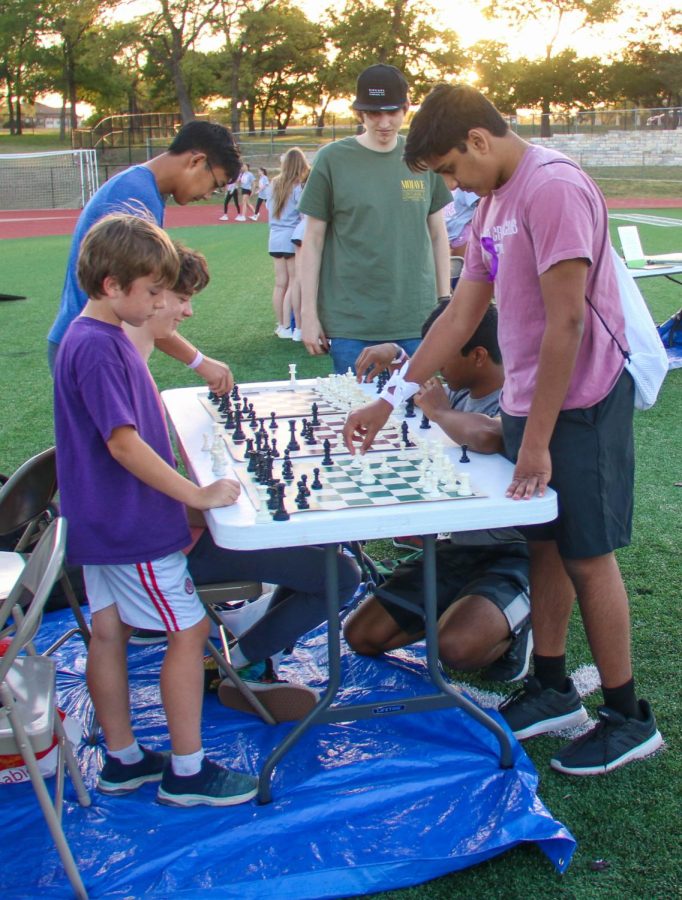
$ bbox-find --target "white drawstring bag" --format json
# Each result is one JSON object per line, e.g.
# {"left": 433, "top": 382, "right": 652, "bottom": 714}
{"left": 588, "top": 249, "right": 669, "bottom": 410}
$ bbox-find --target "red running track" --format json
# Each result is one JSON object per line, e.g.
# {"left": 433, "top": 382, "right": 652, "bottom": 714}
{"left": 0, "top": 204, "right": 265, "bottom": 240}
{"left": 0, "top": 198, "right": 678, "bottom": 241}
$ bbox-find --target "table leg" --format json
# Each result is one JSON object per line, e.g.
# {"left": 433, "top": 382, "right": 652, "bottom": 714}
{"left": 257, "top": 543, "right": 342, "bottom": 803}
{"left": 420, "top": 533, "right": 513, "bottom": 769}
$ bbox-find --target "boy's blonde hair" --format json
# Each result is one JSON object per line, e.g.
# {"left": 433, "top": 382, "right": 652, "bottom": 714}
{"left": 270, "top": 148, "right": 310, "bottom": 219}
{"left": 172, "top": 241, "right": 210, "bottom": 296}
{"left": 77, "top": 213, "right": 179, "bottom": 299}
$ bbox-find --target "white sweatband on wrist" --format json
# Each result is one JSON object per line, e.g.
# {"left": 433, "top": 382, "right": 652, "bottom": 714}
{"left": 187, "top": 350, "right": 204, "bottom": 370}
{"left": 379, "top": 360, "right": 420, "bottom": 408}
{"left": 392, "top": 344, "right": 409, "bottom": 366}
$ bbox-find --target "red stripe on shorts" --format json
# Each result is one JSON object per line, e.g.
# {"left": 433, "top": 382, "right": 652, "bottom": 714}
{"left": 135, "top": 562, "right": 178, "bottom": 631}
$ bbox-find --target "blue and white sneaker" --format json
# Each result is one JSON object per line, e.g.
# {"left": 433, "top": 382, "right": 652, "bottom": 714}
{"left": 157, "top": 758, "right": 258, "bottom": 808}
{"left": 97, "top": 746, "right": 169, "bottom": 795}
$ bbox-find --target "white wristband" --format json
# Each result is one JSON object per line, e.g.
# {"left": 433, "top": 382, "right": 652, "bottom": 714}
{"left": 187, "top": 350, "right": 204, "bottom": 370}
{"left": 379, "top": 360, "right": 420, "bottom": 408}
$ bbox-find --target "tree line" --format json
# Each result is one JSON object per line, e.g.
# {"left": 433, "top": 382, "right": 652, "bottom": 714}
{"left": 1, "top": 0, "right": 680, "bottom": 139}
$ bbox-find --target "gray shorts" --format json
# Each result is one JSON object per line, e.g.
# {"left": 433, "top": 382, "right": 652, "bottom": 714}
{"left": 376, "top": 539, "right": 530, "bottom": 638}
{"left": 501, "top": 368, "right": 634, "bottom": 559}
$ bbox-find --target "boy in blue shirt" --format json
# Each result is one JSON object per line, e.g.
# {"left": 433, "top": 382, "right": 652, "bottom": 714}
{"left": 54, "top": 213, "right": 258, "bottom": 807}
{"left": 48, "top": 121, "right": 238, "bottom": 396}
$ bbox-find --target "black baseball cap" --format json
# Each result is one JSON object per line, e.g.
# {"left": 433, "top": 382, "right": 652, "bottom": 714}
{"left": 352, "top": 64, "right": 409, "bottom": 111}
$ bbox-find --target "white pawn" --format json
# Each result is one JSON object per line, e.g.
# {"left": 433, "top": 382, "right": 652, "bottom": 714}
{"left": 288, "top": 363, "right": 297, "bottom": 390}
{"left": 458, "top": 472, "right": 473, "bottom": 496}
{"left": 255, "top": 486, "right": 271, "bottom": 524}
{"left": 359, "top": 455, "right": 375, "bottom": 485}
{"left": 201, "top": 432, "right": 212, "bottom": 452}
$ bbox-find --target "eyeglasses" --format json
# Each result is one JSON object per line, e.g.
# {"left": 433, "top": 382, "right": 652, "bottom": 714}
{"left": 205, "top": 160, "right": 224, "bottom": 192}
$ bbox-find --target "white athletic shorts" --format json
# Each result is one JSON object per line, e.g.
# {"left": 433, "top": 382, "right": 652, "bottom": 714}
{"left": 83, "top": 552, "right": 205, "bottom": 632}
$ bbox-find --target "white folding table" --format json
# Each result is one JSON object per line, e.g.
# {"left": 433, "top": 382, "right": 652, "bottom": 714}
{"left": 163, "top": 380, "right": 558, "bottom": 802}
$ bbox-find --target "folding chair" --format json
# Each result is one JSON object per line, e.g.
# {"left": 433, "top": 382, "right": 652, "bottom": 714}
{"left": 197, "top": 579, "right": 281, "bottom": 724}
{"left": 0, "top": 448, "right": 90, "bottom": 654}
{"left": 0, "top": 518, "right": 91, "bottom": 900}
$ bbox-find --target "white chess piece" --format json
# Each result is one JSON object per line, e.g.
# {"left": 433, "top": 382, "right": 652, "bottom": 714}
{"left": 201, "top": 433, "right": 212, "bottom": 452}
{"left": 359, "top": 455, "right": 375, "bottom": 485}
{"left": 457, "top": 472, "right": 473, "bottom": 496}
{"left": 255, "top": 486, "right": 271, "bottom": 523}
{"left": 288, "top": 363, "right": 297, "bottom": 390}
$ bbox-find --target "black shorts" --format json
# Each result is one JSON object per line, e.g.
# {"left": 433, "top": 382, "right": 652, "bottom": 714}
{"left": 501, "top": 368, "right": 634, "bottom": 559}
{"left": 377, "top": 540, "right": 530, "bottom": 637}
{"left": 269, "top": 252, "right": 294, "bottom": 259}
{"left": 241, "top": 188, "right": 252, "bottom": 196}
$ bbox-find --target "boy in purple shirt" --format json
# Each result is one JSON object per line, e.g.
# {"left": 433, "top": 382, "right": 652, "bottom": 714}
{"left": 344, "top": 85, "right": 662, "bottom": 777}
{"left": 54, "top": 214, "right": 257, "bottom": 807}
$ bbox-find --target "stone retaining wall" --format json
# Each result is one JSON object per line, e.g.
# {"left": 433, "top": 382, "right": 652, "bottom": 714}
{"left": 531, "top": 131, "right": 682, "bottom": 167}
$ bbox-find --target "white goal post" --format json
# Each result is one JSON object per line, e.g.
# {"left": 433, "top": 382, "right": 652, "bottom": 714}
{"left": 0, "top": 149, "right": 99, "bottom": 211}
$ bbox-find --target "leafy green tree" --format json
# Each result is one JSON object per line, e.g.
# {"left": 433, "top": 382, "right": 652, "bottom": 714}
{"left": 140, "top": 0, "right": 222, "bottom": 123}
{"left": 232, "top": 1, "right": 325, "bottom": 133}
{"left": 322, "top": 0, "right": 464, "bottom": 110}
{"left": 466, "top": 41, "right": 524, "bottom": 114}
{"left": 0, "top": 0, "right": 45, "bottom": 134}
{"left": 483, "top": 0, "right": 621, "bottom": 135}
{"left": 514, "top": 50, "right": 604, "bottom": 132}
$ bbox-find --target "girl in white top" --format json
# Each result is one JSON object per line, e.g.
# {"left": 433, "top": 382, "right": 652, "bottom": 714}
{"left": 250, "top": 167, "right": 270, "bottom": 221}
{"left": 237, "top": 163, "right": 255, "bottom": 220}
{"left": 266, "top": 148, "right": 310, "bottom": 338}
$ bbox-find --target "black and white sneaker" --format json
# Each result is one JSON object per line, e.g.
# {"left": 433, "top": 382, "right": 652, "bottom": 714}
{"left": 483, "top": 620, "right": 533, "bottom": 683}
{"left": 97, "top": 746, "right": 169, "bottom": 795}
{"left": 157, "top": 758, "right": 258, "bottom": 807}
{"left": 550, "top": 699, "right": 663, "bottom": 776}
{"left": 499, "top": 675, "right": 589, "bottom": 740}
{"left": 129, "top": 629, "right": 167, "bottom": 646}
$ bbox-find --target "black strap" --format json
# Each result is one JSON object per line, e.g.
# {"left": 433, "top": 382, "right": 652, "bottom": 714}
{"left": 539, "top": 156, "right": 630, "bottom": 362}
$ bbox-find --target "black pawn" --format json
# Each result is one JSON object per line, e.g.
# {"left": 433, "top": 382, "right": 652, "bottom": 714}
{"left": 295, "top": 492, "right": 310, "bottom": 510}
{"left": 311, "top": 467, "right": 323, "bottom": 490}
{"left": 311, "top": 402, "right": 320, "bottom": 427}
{"left": 267, "top": 485, "right": 279, "bottom": 510}
{"left": 231, "top": 384, "right": 240, "bottom": 401}
{"left": 298, "top": 474, "right": 311, "bottom": 496}
{"left": 282, "top": 453, "right": 294, "bottom": 481}
{"left": 322, "top": 438, "right": 333, "bottom": 467}
{"left": 459, "top": 444, "right": 470, "bottom": 464}
{"left": 419, "top": 413, "right": 431, "bottom": 430}
{"left": 269, "top": 411, "right": 278, "bottom": 430}
{"left": 405, "top": 397, "right": 416, "bottom": 418}
{"left": 271, "top": 437, "right": 280, "bottom": 458}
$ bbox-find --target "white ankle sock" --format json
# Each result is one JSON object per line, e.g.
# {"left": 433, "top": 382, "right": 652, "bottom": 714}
{"left": 108, "top": 740, "right": 143, "bottom": 765}
{"left": 172, "top": 749, "right": 204, "bottom": 777}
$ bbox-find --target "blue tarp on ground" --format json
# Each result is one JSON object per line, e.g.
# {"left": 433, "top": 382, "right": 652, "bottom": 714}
{"left": 2, "top": 610, "right": 576, "bottom": 898}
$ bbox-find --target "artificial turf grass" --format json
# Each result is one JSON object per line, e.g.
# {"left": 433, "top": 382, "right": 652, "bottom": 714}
{"left": 0, "top": 217, "right": 680, "bottom": 897}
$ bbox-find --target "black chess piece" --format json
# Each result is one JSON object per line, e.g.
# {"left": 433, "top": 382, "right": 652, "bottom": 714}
{"left": 405, "top": 397, "right": 416, "bottom": 418}
{"left": 459, "top": 444, "right": 470, "bottom": 464}
{"left": 231, "top": 384, "right": 240, "bottom": 401}
{"left": 282, "top": 452, "right": 294, "bottom": 481}
{"left": 208, "top": 390, "right": 217, "bottom": 404}
{"left": 267, "top": 485, "right": 279, "bottom": 510}
{"left": 419, "top": 413, "right": 431, "bottom": 430}
{"left": 297, "top": 474, "right": 311, "bottom": 496}
{"left": 311, "top": 467, "right": 323, "bottom": 490}
{"left": 322, "top": 438, "right": 333, "bottom": 467}
{"left": 295, "top": 492, "right": 310, "bottom": 510}
{"left": 245, "top": 438, "right": 256, "bottom": 471}
{"left": 311, "top": 402, "right": 320, "bottom": 427}
{"left": 269, "top": 411, "right": 278, "bottom": 430}
{"left": 232, "top": 409, "right": 245, "bottom": 442}
{"left": 273, "top": 483, "right": 291, "bottom": 520}
{"left": 287, "top": 419, "right": 300, "bottom": 451}
{"left": 271, "top": 438, "right": 280, "bottom": 457}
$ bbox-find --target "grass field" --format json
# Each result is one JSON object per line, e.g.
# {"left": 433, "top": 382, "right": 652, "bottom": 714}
{"left": 0, "top": 215, "right": 680, "bottom": 898}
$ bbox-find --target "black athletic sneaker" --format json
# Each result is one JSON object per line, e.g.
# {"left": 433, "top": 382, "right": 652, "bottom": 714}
{"left": 499, "top": 675, "right": 588, "bottom": 740}
{"left": 483, "top": 620, "right": 533, "bottom": 683}
{"left": 157, "top": 757, "right": 258, "bottom": 808}
{"left": 550, "top": 700, "right": 663, "bottom": 776}
{"left": 129, "top": 628, "right": 167, "bottom": 645}
{"left": 97, "top": 746, "right": 170, "bottom": 795}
